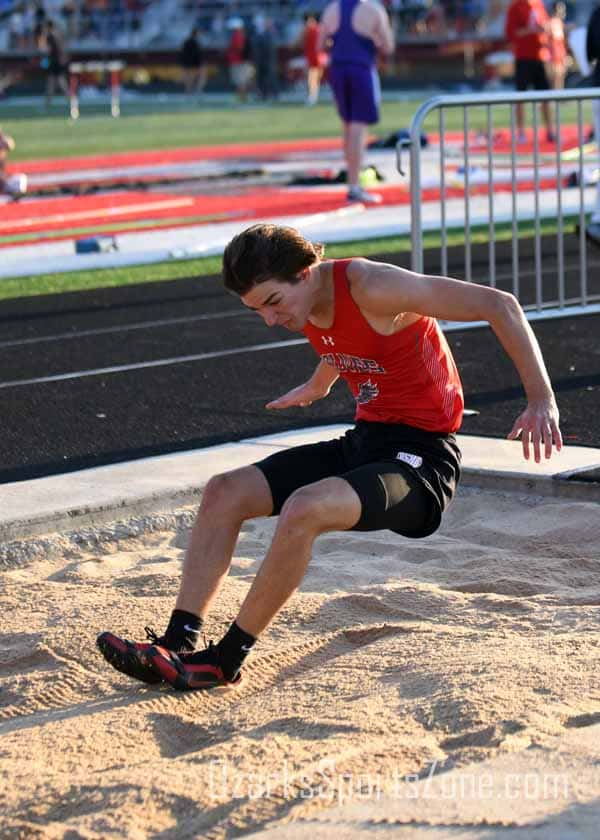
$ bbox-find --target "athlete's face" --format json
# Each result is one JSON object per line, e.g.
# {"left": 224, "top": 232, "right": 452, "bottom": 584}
{"left": 240, "top": 274, "right": 311, "bottom": 332}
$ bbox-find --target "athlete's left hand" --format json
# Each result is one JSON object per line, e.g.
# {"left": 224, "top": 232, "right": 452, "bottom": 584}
{"left": 507, "top": 397, "right": 562, "bottom": 462}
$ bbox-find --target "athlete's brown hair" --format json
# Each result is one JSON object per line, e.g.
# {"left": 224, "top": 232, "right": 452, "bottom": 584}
{"left": 222, "top": 223, "right": 324, "bottom": 295}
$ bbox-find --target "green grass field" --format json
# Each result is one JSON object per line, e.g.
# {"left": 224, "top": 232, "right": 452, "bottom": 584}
{"left": 2, "top": 98, "right": 588, "bottom": 161}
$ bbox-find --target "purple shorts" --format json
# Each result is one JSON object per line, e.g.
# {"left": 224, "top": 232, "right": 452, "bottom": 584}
{"left": 329, "top": 62, "right": 380, "bottom": 125}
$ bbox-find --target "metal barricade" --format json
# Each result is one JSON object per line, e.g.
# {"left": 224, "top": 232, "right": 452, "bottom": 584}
{"left": 398, "top": 89, "right": 600, "bottom": 322}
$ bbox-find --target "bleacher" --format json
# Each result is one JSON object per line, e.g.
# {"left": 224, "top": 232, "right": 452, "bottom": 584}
{"left": 0, "top": 0, "right": 595, "bottom": 82}
{"left": 0, "top": 0, "right": 597, "bottom": 57}
{"left": 0, "top": 0, "right": 309, "bottom": 49}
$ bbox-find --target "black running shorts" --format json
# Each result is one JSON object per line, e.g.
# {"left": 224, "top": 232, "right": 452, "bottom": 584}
{"left": 515, "top": 59, "right": 550, "bottom": 91}
{"left": 254, "top": 421, "right": 461, "bottom": 539}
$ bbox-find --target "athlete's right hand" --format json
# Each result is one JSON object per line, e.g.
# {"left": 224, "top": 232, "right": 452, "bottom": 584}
{"left": 266, "top": 382, "right": 328, "bottom": 410}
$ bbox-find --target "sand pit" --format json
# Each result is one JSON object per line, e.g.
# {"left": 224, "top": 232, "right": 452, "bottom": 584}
{"left": 1, "top": 485, "right": 599, "bottom": 838}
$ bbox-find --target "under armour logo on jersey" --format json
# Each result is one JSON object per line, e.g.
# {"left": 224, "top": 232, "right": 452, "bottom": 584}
{"left": 321, "top": 336, "right": 335, "bottom": 346}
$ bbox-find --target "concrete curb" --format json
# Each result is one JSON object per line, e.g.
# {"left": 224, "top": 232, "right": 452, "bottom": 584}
{"left": 3, "top": 469, "right": 599, "bottom": 547}
{"left": 1, "top": 428, "right": 598, "bottom": 543}
{"left": 0, "top": 486, "right": 204, "bottom": 544}
{"left": 461, "top": 467, "right": 600, "bottom": 503}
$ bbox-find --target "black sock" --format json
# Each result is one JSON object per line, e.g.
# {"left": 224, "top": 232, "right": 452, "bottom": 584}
{"left": 162, "top": 609, "right": 203, "bottom": 652}
{"left": 216, "top": 621, "right": 256, "bottom": 680}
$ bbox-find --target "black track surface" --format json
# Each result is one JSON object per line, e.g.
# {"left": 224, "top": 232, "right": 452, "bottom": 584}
{"left": 1, "top": 234, "right": 599, "bottom": 484}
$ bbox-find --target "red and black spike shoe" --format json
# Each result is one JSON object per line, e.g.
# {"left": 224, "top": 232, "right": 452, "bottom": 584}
{"left": 147, "top": 641, "right": 242, "bottom": 691}
{"left": 96, "top": 626, "right": 165, "bottom": 684}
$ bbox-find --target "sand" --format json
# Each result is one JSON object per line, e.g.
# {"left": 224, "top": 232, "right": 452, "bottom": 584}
{"left": 1, "top": 485, "right": 599, "bottom": 839}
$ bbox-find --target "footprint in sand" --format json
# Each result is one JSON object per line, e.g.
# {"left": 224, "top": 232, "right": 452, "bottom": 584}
{"left": 321, "top": 593, "right": 428, "bottom": 623}
{"left": 111, "top": 572, "right": 179, "bottom": 598}
{"left": 0, "top": 643, "right": 95, "bottom": 719}
{"left": 564, "top": 711, "right": 600, "bottom": 728}
{"left": 440, "top": 720, "right": 526, "bottom": 750}
{"left": 48, "top": 554, "right": 136, "bottom": 583}
{"left": 450, "top": 578, "right": 546, "bottom": 597}
{"left": 0, "top": 641, "right": 59, "bottom": 676}
{"left": 470, "top": 595, "right": 535, "bottom": 614}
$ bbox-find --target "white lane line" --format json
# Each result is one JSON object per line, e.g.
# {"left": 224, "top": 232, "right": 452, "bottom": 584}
{"left": 0, "top": 198, "right": 195, "bottom": 231}
{"left": 0, "top": 338, "right": 309, "bottom": 389}
{"left": 0, "top": 309, "right": 249, "bottom": 349}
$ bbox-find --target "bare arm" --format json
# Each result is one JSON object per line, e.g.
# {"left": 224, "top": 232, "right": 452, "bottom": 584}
{"left": 349, "top": 259, "right": 562, "bottom": 462}
{"left": 0, "top": 131, "right": 15, "bottom": 152}
{"left": 317, "top": 3, "right": 336, "bottom": 52}
{"left": 266, "top": 359, "right": 339, "bottom": 410}
{"left": 372, "top": 5, "right": 395, "bottom": 55}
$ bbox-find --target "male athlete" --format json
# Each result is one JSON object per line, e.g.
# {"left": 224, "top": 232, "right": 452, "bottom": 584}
{"left": 317, "top": 0, "right": 394, "bottom": 203}
{"left": 97, "top": 224, "right": 562, "bottom": 691}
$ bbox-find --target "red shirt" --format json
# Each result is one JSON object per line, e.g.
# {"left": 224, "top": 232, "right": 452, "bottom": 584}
{"left": 227, "top": 29, "right": 245, "bottom": 66}
{"left": 303, "top": 260, "right": 464, "bottom": 433}
{"left": 303, "top": 20, "right": 320, "bottom": 66}
{"left": 505, "top": 0, "right": 550, "bottom": 62}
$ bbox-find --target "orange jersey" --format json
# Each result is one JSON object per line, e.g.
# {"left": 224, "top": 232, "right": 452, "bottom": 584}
{"left": 303, "top": 260, "right": 464, "bottom": 433}
{"left": 548, "top": 17, "right": 567, "bottom": 65}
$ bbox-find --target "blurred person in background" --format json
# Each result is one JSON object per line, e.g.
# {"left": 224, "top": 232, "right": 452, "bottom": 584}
{"left": 424, "top": 2, "right": 448, "bottom": 36}
{"left": 226, "top": 17, "right": 254, "bottom": 102}
{"left": 85, "top": 0, "right": 109, "bottom": 39}
{"left": 41, "top": 19, "right": 70, "bottom": 109}
{"left": 585, "top": 1, "right": 600, "bottom": 246}
{"left": 397, "top": 0, "right": 429, "bottom": 34}
{"left": 505, "top": 0, "right": 555, "bottom": 143}
{"left": 34, "top": 1, "right": 46, "bottom": 35}
{"left": 9, "top": 4, "right": 29, "bottom": 49}
{"left": 253, "top": 15, "right": 279, "bottom": 101}
{"left": 61, "top": 0, "right": 78, "bottom": 40}
{"left": 302, "top": 11, "right": 325, "bottom": 105}
{"left": 318, "top": 0, "right": 395, "bottom": 204}
{"left": 180, "top": 26, "right": 207, "bottom": 95}
{"left": 548, "top": 1, "right": 568, "bottom": 89}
